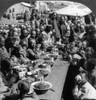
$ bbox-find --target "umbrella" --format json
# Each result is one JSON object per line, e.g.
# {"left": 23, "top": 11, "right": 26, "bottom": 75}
{"left": 55, "top": 2, "right": 92, "bottom": 16}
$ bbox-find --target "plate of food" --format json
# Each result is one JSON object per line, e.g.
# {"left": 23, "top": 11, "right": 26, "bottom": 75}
{"left": 31, "top": 81, "right": 52, "bottom": 94}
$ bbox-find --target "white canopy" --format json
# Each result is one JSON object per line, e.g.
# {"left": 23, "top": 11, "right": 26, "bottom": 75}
{"left": 21, "top": 2, "right": 34, "bottom": 8}
{"left": 55, "top": 2, "right": 92, "bottom": 16}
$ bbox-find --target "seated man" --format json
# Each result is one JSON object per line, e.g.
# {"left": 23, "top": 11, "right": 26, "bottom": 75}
{"left": 85, "top": 58, "right": 96, "bottom": 89}
{"left": 0, "top": 76, "right": 9, "bottom": 100}
{"left": 10, "top": 55, "right": 20, "bottom": 67}
{"left": 1, "top": 55, "right": 19, "bottom": 88}
{"left": 0, "top": 36, "right": 10, "bottom": 66}
{"left": 19, "top": 40, "right": 30, "bottom": 64}
{"left": 73, "top": 72, "right": 96, "bottom": 100}
{"left": 37, "top": 26, "right": 49, "bottom": 51}
{"left": 0, "top": 36, "right": 15, "bottom": 87}
{"left": 27, "top": 38, "right": 39, "bottom": 60}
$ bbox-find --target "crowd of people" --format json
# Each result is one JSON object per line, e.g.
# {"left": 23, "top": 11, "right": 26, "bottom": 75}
{"left": 0, "top": 7, "right": 96, "bottom": 100}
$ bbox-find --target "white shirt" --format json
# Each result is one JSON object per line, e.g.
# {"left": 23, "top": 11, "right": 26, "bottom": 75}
{"left": 74, "top": 81, "right": 96, "bottom": 99}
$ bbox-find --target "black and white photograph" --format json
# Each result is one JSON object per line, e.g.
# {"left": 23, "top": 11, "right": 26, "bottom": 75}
{"left": 0, "top": 0, "right": 96, "bottom": 100}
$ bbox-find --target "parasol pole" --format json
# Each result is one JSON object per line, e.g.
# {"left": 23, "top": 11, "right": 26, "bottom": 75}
{"left": 29, "top": 1, "right": 32, "bottom": 12}
{"left": 22, "top": 0, "right": 24, "bottom": 13}
{"left": 39, "top": 1, "right": 40, "bottom": 12}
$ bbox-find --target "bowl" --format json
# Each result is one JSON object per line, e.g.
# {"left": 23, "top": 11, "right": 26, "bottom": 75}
{"left": 47, "top": 54, "right": 58, "bottom": 60}
{"left": 35, "top": 68, "right": 51, "bottom": 78}
{"left": 52, "top": 48, "right": 58, "bottom": 52}
{"left": 42, "top": 61, "right": 54, "bottom": 67}
{"left": 46, "top": 46, "right": 53, "bottom": 52}
{"left": 38, "top": 63, "right": 48, "bottom": 68}
{"left": 31, "top": 81, "right": 52, "bottom": 94}
{"left": 40, "top": 69, "right": 51, "bottom": 77}
{"left": 49, "top": 54, "right": 58, "bottom": 57}
{"left": 43, "top": 57, "right": 51, "bottom": 61}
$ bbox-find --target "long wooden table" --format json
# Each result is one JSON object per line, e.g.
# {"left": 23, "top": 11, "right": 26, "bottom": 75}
{"left": 38, "top": 56, "right": 69, "bottom": 100}
{"left": 0, "top": 55, "right": 69, "bottom": 100}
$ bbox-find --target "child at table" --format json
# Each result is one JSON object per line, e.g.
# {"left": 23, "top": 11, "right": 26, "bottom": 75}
{"left": 2, "top": 80, "right": 39, "bottom": 100}
{"left": 17, "top": 80, "right": 39, "bottom": 100}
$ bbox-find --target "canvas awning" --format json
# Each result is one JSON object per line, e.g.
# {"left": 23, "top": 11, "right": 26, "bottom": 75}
{"left": 55, "top": 2, "right": 92, "bottom": 16}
